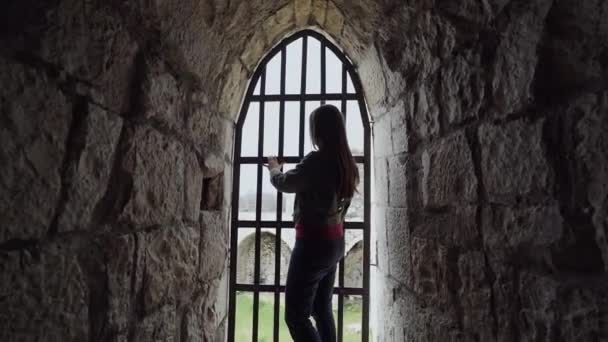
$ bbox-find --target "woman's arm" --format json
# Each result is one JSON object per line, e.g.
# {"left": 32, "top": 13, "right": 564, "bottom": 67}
{"left": 268, "top": 153, "right": 316, "bottom": 193}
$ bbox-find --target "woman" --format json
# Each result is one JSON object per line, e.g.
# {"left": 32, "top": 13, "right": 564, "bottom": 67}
{"left": 266, "top": 104, "right": 359, "bottom": 342}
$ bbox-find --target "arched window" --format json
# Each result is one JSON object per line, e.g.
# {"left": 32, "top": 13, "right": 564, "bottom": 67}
{"left": 228, "top": 30, "right": 370, "bottom": 342}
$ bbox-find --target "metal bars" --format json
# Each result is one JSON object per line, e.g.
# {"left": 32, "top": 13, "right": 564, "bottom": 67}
{"left": 229, "top": 30, "right": 371, "bottom": 342}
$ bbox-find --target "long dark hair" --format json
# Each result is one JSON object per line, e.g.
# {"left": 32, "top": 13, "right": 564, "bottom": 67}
{"left": 310, "top": 104, "right": 360, "bottom": 198}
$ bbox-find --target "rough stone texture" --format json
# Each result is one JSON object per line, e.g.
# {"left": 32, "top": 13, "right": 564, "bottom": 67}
{"left": 142, "top": 223, "right": 200, "bottom": 312}
{"left": 119, "top": 126, "right": 186, "bottom": 226}
{"left": 439, "top": 51, "right": 485, "bottom": 126}
{"left": 479, "top": 119, "right": 553, "bottom": 204}
{"left": 536, "top": 0, "right": 608, "bottom": 97}
{"left": 373, "top": 205, "right": 388, "bottom": 271}
{"left": 516, "top": 271, "right": 608, "bottom": 341}
{"left": 0, "top": 241, "right": 88, "bottom": 341}
{"left": 184, "top": 150, "right": 204, "bottom": 222}
{"left": 373, "top": 157, "right": 388, "bottom": 205}
{"left": 408, "top": 78, "right": 441, "bottom": 143}
{"left": 1, "top": 0, "right": 607, "bottom": 341}
{"left": 140, "top": 56, "right": 185, "bottom": 132}
{"left": 490, "top": 0, "right": 553, "bottom": 116}
{"left": 311, "top": 0, "right": 328, "bottom": 26}
{"left": 0, "top": 57, "right": 72, "bottom": 242}
{"left": 57, "top": 105, "right": 124, "bottom": 231}
{"left": 199, "top": 211, "right": 228, "bottom": 282}
{"left": 571, "top": 92, "right": 608, "bottom": 271}
{"left": 388, "top": 153, "right": 409, "bottom": 208}
{"left": 409, "top": 237, "right": 452, "bottom": 308}
{"left": 412, "top": 205, "right": 478, "bottom": 247}
{"left": 385, "top": 207, "right": 410, "bottom": 285}
{"left": 457, "top": 251, "right": 494, "bottom": 340}
{"left": 483, "top": 203, "right": 564, "bottom": 259}
{"left": 421, "top": 132, "right": 477, "bottom": 208}
{"left": 294, "top": 0, "right": 313, "bottom": 27}
{"left": 325, "top": 1, "right": 345, "bottom": 37}
{"left": 262, "top": 4, "right": 295, "bottom": 46}
{"left": 100, "top": 233, "right": 143, "bottom": 334}
{"left": 366, "top": 0, "right": 608, "bottom": 340}
{"left": 372, "top": 114, "right": 392, "bottom": 158}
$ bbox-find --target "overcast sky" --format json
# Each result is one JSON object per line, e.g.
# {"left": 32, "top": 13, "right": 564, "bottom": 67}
{"left": 239, "top": 36, "right": 364, "bottom": 196}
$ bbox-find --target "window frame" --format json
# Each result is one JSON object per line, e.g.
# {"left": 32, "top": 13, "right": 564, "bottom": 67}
{"left": 228, "top": 30, "right": 371, "bottom": 342}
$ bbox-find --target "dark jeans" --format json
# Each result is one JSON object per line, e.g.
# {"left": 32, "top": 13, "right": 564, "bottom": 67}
{"left": 284, "top": 238, "right": 345, "bottom": 342}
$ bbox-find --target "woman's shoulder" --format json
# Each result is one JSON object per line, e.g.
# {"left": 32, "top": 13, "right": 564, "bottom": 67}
{"left": 302, "top": 150, "right": 320, "bottom": 163}
{"left": 299, "top": 151, "right": 326, "bottom": 171}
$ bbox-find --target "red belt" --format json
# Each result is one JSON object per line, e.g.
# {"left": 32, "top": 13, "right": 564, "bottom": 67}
{"left": 295, "top": 223, "right": 344, "bottom": 240}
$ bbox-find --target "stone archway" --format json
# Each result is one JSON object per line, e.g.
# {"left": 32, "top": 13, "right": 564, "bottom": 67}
{"left": 236, "top": 231, "right": 291, "bottom": 284}
{"left": 1, "top": 0, "right": 607, "bottom": 341}
{"left": 344, "top": 239, "right": 363, "bottom": 287}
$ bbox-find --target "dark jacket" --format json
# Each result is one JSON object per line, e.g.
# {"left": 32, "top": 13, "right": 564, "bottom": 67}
{"left": 269, "top": 151, "right": 352, "bottom": 226}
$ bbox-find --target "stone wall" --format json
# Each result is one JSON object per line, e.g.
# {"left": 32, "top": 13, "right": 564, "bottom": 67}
{"left": 0, "top": 1, "right": 233, "bottom": 340}
{"left": 368, "top": 0, "right": 608, "bottom": 340}
{"left": 0, "top": 0, "right": 606, "bottom": 341}
{"left": 236, "top": 232, "right": 291, "bottom": 285}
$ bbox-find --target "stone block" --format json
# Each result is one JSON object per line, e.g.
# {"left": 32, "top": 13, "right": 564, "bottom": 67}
{"left": 262, "top": 4, "right": 294, "bottom": 45}
{"left": 373, "top": 205, "right": 388, "bottom": 271}
{"left": 325, "top": 1, "right": 345, "bottom": 37}
{"left": 373, "top": 115, "right": 392, "bottom": 157}
{"left": 421, "top": 132, "right": 477, "bottom": 208}
{"left": 0, "top": 241, "right": 88, "bottom": 341}
{"left": 101, "top": 234, "right": 144, "bottom": 332}
{"left": 573, "top": 92, "right": 608, "bottom": 269}
{"left": 409, "top": 237, "right": 452, "bottom": 308}
{"left": 388, "top": 153, "right": 409, "bottom": 208}
{"left": 487, "top": 261, "right": 519, "bottom": 342}
{"left": 490, "top": 0, "right": 552, "bottom": 116}
{"left": 483, "top": 202, "right": 563, "bottom": 252}
{"left": 187, "top": 106, "right": 223, "bottom": 156}
{"left": 357, "top": 45, "right": 405, "bottom": 117}
{"left": 378, "top": 9, "right": 446, "bottom": 84}
{"left": 536, "top": 1, "right": 608, "bottom": 93}
{"left": 140, "top": 56, "right": 185, "bottom": 132}
{"left": 0, "top": 57, "right": 71, "bottom": 242}
{"left": 219, "top": 62, "right": 248, "bottom": 122}
{"left": 120, "top": 126, "right": 185, "bottom": 226}
{"left": 436, "top": 0, "right": 509, "bottom": 24}
{"left": 199, "top": 211, "right": 228, "bottom": 282}
{"left": 184, "top": 149, "right": 203, "bottom": 222}
{"left": 457, "top": 251, "right": 494, "bottom": 340}
{"left": 517, "top": 271, "right": 607, "bottom": 341}
{"left": 386, "top": 207, "right": 410, "bottom": 284}
{"left": 479, "top": 119, "right": 552, "bottom": 203}
{"left": 373, "top": 157, "right": 389, "bottom": 206}
{"left": 390, "top": 98, "right": 413, "bottom": 154}
{"left": 294, "top": 0, "right": 312, "bottom": 27}
{"left": 311, "top": 0, "right": 327, "bottom": 25}
{"left": 132, "top": 305, "right": 176, "bottom": 341}
{"left": 240, "top": 30, "right": 268, "bottom": 73}
{"left": 412, "top": 205, "right": 478, "bottom": 247}
{"left": 57, "top": 105, "right": 124, "bottom": 231}
{"left": 439, "top": 52, "right": 484, "bottom": 126}
{"left": 182, "top": 293, "right": 206, "bottom": 341}
{"left": 409, "top": 79, "right": 441, "bottom": 142}
{"left": 142, "top": 223, "right": 199, "bottom": 312}
{"left": 38, "top": 1, "right": 138, "bottom": 113}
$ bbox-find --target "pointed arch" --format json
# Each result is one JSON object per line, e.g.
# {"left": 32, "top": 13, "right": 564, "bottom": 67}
{"left": 228, "top": 29, "right": 371, "bottom": 342}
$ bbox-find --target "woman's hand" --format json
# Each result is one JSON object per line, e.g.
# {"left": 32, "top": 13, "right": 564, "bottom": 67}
{"left": 266, "top": 156, "right": 283, "bottom": 171}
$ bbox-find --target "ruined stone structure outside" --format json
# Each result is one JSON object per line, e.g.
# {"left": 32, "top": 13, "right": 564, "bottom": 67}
{"left": 1, "top": 0, "right": 607, "bottom": 341}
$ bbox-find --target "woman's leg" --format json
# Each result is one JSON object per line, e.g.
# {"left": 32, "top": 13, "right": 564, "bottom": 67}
{"left": 312, "top": 265, "right": 337, "bottom": 342}
{"left": 284, "top": 242, "right": 322, "bottom": 342}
